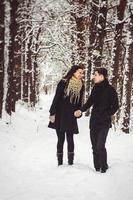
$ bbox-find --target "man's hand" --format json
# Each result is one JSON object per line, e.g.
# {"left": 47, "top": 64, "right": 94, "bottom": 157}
{"left": 74, "top": 110, "right": 82, "bottom": 118}
{"left": 49, "top": 115, "right": 55, "bottom": 123}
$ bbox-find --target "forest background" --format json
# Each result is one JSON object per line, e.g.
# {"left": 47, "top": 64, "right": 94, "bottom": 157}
{"left": 0, "top": 0, "right": 133, "bottom": 133}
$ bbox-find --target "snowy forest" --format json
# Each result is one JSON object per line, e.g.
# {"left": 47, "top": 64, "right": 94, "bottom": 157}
{"left": 0, "top": 1, "right": 133, "bottom": 199}
{"left": 0, "top": 0, "right": 133, "bottom": 134}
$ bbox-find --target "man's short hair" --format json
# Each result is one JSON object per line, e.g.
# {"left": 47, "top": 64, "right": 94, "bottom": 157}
{"left": 95, "top": 68, "right": 108, "bottom": 79}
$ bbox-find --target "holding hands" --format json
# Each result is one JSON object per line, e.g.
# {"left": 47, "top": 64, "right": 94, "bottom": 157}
{"left": 49, "top": 115, "right": 55, "bottom": 123}
{"left": 74, "top": 110, "right": 82, "bottom": 118}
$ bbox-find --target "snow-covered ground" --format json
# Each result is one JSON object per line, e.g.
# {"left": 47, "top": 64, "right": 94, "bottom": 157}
{"left": 0, "top": 94, "right": 133, "bottom": 200}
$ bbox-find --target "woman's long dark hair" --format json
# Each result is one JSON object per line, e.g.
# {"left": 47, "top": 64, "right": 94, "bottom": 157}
{"left": 63, "top": 64, "right": 84, "bottom": 82}
{"left": 63, "top": 64, "right": 85, "bottom": 104}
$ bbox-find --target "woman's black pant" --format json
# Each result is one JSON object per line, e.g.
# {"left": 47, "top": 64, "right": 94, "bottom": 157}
{"left": 56, "top": 130, "right": 74, "bottom": 153}
{"left": 90, "top": 127, "right": 109, "bottom": 169}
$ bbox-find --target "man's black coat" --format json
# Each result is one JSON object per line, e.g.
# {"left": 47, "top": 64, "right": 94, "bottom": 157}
{"left": 81, "top": 79, "right": 119, "bottom": 129}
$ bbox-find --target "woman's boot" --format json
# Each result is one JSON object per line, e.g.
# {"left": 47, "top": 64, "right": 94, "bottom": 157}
{"left": 68, "top": 152, "right": 74, "bottom": 165}
{"left": 57, "top": 153, "right": 63, "bottom": 166}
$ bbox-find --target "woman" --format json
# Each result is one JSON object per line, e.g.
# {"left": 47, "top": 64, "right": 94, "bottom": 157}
{"left": 48, "top": 65, "right": 84, "bottom": 166}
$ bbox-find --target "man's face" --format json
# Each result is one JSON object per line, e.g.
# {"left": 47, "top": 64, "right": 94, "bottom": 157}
{"left": 93, "top": 71, "right": 104, "bottom": 84}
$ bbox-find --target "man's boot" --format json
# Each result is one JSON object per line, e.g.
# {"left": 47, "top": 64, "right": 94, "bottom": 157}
{"left": 57, "top": 153, "right": 63, "bottom": 166}
{"left": 68, "top": 152, "right": 74, "bottom": 165}
{"left": 101, "top": 164, "right": 109, "bottom": 173}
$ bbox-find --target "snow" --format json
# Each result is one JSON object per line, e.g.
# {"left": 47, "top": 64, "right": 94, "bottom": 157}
{"left": 0, "top": 94, "right": 133, "bottom": 200}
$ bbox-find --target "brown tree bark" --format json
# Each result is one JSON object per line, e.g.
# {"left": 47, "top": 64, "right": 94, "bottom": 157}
{"left": 18, "top": 0, "right": 40, "bottom": 107}
{"left": 69, "top": 0, "right": 88, "bottom": 66}
{"left": 86, "top": 0, "right": 99, "bottom": 97}
{"left": 75, "top": 0, "right": 87, "bottom": 65}
{"left": 27, "top": 30, "right": 33, "bottom": 105}
{"left": 22, "top": 0, "right": 33, "bottom": 105}
{"left": 14, "top": 34, "right": 21, "bottom": 101}
{"left": 110, "top": 0, "right": 127, "bottom": 125}
{"left": 93, "top": 0, "right": 108, "bottom": 68}
{"left": 0, "top": 0, "right": 5, "bottom": 117}
{"left": 32, "top": 26, "right": 42, "bottom": 105}
{"left": 111, "top": 0, "right": 127, "bottom": 89}
{"left": 121, "top": 13, "right": 133, "bottom": 133}
{"left": 6, "top": 0, "right": 19, "bottom": 115}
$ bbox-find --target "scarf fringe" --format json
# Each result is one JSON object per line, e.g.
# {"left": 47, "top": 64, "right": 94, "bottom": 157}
{"left": 64, "top": 76, "right": 82, "bottom": 104}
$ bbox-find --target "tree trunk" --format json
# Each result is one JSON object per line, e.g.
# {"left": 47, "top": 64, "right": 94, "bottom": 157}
{"left": 93, "top": 0, "right": 108, "bottom": 68}
{"left": 32, "top": 26, "right": 42, "bottom": 105}
{"left": 110, "top": 0, "right": 127, "bottom": 125}
{"left": 27, "top": 31, "right": 33, "bottom": 105}
{"left": 121, "top": 12, "right": 133, "bottom": 133}
{"left": 14, "top": 33, "right": 21, "bottom": 101}
{"left": 22, "top": 0, "right": 32, "bottom": 105}
{"left": 17, "top": 0, "right": 39, "bottom": 107}
{"left": 111, "top": 0, "right": 127, "bottom": 89}
{"left": 69, "top": 0, "right": 88, "bottom": 67}
{"left": 75, "top": 0, "right": 87, "bottom": 65}
{"left": 85, "top": 0, "right": 99, "bottom": 115}
{"left": 6, "top": 0, "right": 19, "bottom": 115}
{"left": 0, "top": 0, "right": 5, "bottom": 117}
{"left": 86, "top": 0, "right": 99, "bottom": 97}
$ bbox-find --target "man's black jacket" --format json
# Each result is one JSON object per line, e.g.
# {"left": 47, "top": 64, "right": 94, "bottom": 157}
{"left": 80, "top": 79, "right": 119, "bottom": 129}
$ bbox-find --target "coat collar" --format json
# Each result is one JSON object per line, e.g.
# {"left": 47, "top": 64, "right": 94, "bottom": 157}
{"left": 95, "top": 79, "right": 109, "bottom": 88}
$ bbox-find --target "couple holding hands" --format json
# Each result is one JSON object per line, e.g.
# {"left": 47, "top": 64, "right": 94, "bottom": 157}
{"left": 48, "top": 65, "right": 119, "bottom": 173}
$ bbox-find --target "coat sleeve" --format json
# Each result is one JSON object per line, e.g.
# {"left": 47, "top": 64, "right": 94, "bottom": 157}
{"left": 80, "top": 87, "right": 94, "bottom": 112}
{"left": 108, "top": 87, "right": 119, "bottom": 116}
{"left": 49, "top": 80, "right": 65, "bottom": 115}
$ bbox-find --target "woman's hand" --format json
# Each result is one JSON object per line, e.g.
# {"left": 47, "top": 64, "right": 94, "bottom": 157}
{"left": 49, "top": 115, "right": 55, "bottom": 123}
{"left": 74, "top": 110, "right": 82, "bottom": 118}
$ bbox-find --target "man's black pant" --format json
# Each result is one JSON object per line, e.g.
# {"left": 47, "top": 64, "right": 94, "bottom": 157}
{"left": 56, "top": 131, "right": 74, "bottom": 153}
{"left": 90, "top": 127, "right": 109, "bottom": 170}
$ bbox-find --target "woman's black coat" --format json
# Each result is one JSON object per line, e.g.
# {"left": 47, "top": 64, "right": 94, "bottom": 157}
{"left": 80, "top": 79, "right": 119, "bottom": 129}
{"left": 48, "top": 79, "right": 84, "bottom": 134}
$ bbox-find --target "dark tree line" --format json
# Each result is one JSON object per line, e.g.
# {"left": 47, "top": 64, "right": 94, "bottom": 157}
{"left": 0, "top": 0, "right": 132, "bottom": 133}
{"left": 0, "top": 0, "right": 40, "bottom": 118}
{"left": 69, "top": 0, "right": 132, "bottom": 133}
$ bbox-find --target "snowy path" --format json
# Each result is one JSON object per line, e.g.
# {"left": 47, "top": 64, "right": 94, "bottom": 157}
{"left": 0, "top": 94, "right": 133, "bottom": 200}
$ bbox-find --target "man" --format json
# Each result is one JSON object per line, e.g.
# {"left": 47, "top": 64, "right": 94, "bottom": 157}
{"left": 74, "top": 68, "right": 119, "bottom": 173}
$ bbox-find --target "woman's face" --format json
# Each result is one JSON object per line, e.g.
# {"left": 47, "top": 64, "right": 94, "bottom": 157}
{"left": 73, "top": 69, "right": 84, "bottom": 80}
